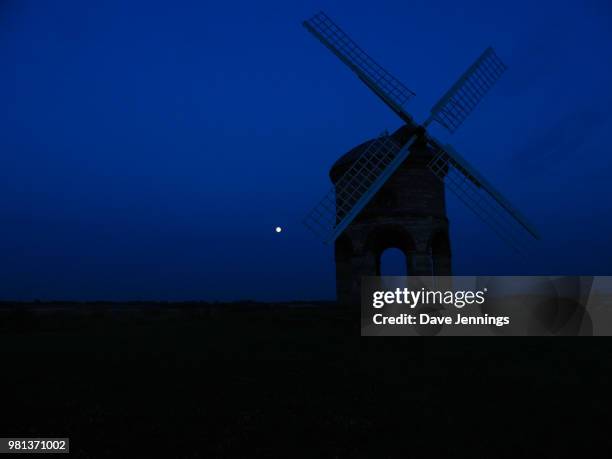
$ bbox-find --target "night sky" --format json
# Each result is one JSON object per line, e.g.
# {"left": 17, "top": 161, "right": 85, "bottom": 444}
{"left": 1, "top": 0, "right": 611, "bottom": 301}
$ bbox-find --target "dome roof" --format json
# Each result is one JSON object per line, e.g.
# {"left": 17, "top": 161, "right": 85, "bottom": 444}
{"left": 329, "top": 124, "right": 422, "bottom": 182}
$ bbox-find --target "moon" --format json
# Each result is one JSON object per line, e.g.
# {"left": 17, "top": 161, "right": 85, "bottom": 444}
{"left": 275, "top": 227, "right": 282, "bottom": 233}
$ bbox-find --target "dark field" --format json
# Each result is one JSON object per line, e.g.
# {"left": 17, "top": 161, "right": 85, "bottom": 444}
{"left": 0, "top": 303, "right": 610, "bottom": 457}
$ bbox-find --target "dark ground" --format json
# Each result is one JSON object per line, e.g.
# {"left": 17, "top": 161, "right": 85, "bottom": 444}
{"left": 0, "top": 302, "right": 609, "bottom": 457}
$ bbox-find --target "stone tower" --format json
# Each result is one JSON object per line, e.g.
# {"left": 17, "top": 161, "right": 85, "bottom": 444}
{"left": 331, "top": 125, "right": 452, "bottom": 306}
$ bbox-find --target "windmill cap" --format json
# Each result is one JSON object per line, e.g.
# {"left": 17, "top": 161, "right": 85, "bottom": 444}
{"left": 329, "top": 124, "right": 425, "bottom": 183}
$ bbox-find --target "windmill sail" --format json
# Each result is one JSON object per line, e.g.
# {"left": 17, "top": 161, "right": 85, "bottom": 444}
{"left": 427, "top": 139, "right": 539, "bottom": 251}
{"left": 427, "top": 47, "right": 507, "bottom": 133}
{"left": 302, "top": 12, "right": 540, "bottom": 251}
{"left": 303, "top": 12, "right": 416, "bottom": 123}
{"left": 304, "top": 133, "right": 416, "bottom": 243}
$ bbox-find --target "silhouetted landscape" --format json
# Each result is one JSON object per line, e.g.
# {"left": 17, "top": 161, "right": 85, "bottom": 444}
{"left": 2, "top": 303, "right": 610, "bottom": 456}
{"left": 2, "top": 1, "right": 612, "bottom": 455}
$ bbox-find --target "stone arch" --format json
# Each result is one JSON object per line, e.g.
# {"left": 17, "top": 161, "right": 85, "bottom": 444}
{"left": 379, "top": 248, "right": 409, "bottom": 276}
{"left": 365, "top": 226, "right": 416, "bottom": 276}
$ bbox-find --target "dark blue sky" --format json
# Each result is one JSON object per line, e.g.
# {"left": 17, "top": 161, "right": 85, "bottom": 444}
{"left": 1, "top": 0, "right": 611, "bottom": 301}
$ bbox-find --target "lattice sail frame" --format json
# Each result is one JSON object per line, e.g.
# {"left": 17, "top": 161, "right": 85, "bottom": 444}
{"left": 304, "top": 133, "right": 416, "bottom": 243}
{"left": 303, "top": 11, "right": 415, "bottom": 122}
{"left": 427, "top": 140, "right": 540, "bottom": 251}
{"left": 302, "top": 11, "right": 539, "bottom": 249}
{"left": 427, "top": 47, "right": 507, "bottom": 133}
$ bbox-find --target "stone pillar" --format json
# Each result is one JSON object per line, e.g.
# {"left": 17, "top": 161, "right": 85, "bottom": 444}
{"left": 334, "top": 235, "right": 355, "bottom": 306}
{"left": 336, "top": 251, "right": 377, "bottom": 307}
{"left": 432, "top": 255, "right": 452, "bottom": 276}
{"left": 411, "top": 252, "right": 433, "bottom": 276}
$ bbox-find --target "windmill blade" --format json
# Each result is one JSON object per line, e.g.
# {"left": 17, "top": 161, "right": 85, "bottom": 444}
{"left": 303, "top": 11, "right": 416, "bottom": 123}
{"left": 426, "top": 47, "right": 507, "bottom": 133}
{"left": 427, "top": 138, "right": 539, "bottom": 251}
{"left": 304, "top": 133, "right": 417, "bottom": 243}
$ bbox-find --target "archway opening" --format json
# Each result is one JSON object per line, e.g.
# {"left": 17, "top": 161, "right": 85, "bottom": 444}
{"left": 379, "top": 248, "right": 409, "bottom": 277}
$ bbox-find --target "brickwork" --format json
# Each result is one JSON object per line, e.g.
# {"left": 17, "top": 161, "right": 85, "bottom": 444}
{"left": 331, "top": 126, "right": 452, "bottom": 306}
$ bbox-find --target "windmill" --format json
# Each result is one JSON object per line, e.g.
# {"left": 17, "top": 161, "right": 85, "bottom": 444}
{"left": 301, "top": 12, "right": 540, "bottom": 305}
